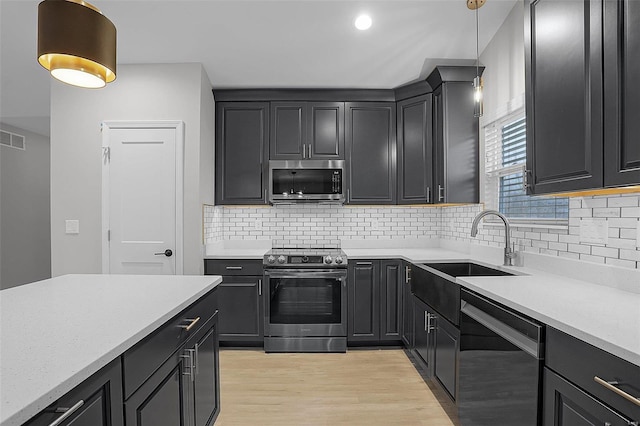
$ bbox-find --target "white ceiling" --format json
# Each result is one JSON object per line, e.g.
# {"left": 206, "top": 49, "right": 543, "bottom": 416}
{"left": 0, "top": 0, "right": 517, "bottom": 136}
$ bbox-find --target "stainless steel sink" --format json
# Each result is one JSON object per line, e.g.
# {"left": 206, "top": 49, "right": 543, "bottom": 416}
{"left": 421, "top": 262, "right": 515, "bottom": 277}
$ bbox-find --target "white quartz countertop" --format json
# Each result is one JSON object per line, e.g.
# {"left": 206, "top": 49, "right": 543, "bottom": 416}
{"left": 0, "top": 274, "right": 222, "bottom": 426}
{"left": 202, "top": 244, "right": 639, "bottom": 366}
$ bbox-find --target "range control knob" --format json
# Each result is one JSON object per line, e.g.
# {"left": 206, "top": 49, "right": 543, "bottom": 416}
{"left": 324, "top": 255, "right": 333, "bottom": 264}
{"left": 277, "top": 255, "right": 286, "bottom": 264}
{"left": 334, "top": 256, "right": 344, "bottom": 264}
{"left": 267, "top": 255, "right": 276, "bottom": 264}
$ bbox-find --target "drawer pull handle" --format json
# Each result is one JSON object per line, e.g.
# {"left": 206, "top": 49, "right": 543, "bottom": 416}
{"left": 225, "top": 266, "right": 243, "bottom": 270}
{"left": 594, "top": 376, "right": 640, "bottom": 407}
{"left": 356, "top": 262, "right": 373, "bottom": 266}
{"left": 48, "top": 400, "right": 84, "bottom": 426}
{"left": 181, "top": 317, "right": 201, "bottom": 332}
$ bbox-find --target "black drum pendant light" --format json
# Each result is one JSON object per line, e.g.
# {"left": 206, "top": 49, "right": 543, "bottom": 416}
{"left": 37, "top": 0, "right": 116, "bottom": 88}
{"left": 467, "top": 0, "right": 485, "bottom": 117}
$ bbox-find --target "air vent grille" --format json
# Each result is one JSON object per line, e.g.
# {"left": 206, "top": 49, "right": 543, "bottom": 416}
{"left": 0, "top": 129, "right": 26, "bottom": 150}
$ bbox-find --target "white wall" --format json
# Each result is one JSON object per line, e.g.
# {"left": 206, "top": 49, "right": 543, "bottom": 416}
{"left": 50, "top": 63, "right": 213, "bottom": 276}
{"left": 0, "top": 123, "right": 51, "bottom": 288}
{"left": 199, "top": 67, "right": 215, "bottom": 261}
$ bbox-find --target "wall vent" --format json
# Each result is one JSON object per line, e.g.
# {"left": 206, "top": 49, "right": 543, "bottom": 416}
{"left": 0, "top": 129, "right": 26, "bottom": 150}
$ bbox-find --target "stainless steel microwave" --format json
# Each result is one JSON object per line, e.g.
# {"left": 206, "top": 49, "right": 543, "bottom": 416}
{"left": 268, "top": 160, "right": 345, "bottom": 204}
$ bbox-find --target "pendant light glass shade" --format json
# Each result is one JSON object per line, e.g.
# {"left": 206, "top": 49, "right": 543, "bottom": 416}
{"left": 37, "top": 0, "right": 116, "bottom": 88}
{"left": 468, "top": 0, "right": 485, "bottom": 118}
{"left": 473, "top": 76, "right": 484, "bottom": 118}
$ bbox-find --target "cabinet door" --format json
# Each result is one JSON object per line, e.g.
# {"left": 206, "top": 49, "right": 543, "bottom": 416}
{"left": 347, "top": 261, "right": 380, "bottom": 342}
{"left": 433, "top": 83, "right": 479, "bottom": 204}
{"left": 397, "top": 95, "right": 434, "bottom": 204}
{"left": 413, "top": 297, "right": 433, "bottom": 375}
{"left": 346, "top": 102, "right": 397, "bottom": 204}
{"left": 125, "top": 351, "right": 188, "bottom": 426}
{"left": 217, "top": 276, "right": 262, "bottom": 343}
{"left": 401, "top": 264, "right": 414, "bottom": 349}
{"left": 433, "top": 314, "right": 459, "bottom": 401}
{"left": 215, "top": 102, "right": 268, "bottom": 204}
{"left": 190, "top": 322, "right": 220, "bottom": 426}
{"left": 26, "top": 359, "right": 123, "bottom": 426}
{"left": 525, "top": 0, "right": 604, "bottom": 194}
{"left": 270, "top": 102, "right": 306, "bottom": 159}
{"left": 543, "top": 368, "right": 634, "bottom": 426}
{"left": 380, "top": 260, "right": 402, "bottom": 341}
{"left": 308, "top": 102, "right": 344, "bottom": 159}
{"left": 603, "top": 0, "right": 640, "bottom": 186}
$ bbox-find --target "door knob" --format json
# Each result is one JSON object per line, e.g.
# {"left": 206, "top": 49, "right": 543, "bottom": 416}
{"left": 155, "top": 249, "right": 173, "bottom": 257}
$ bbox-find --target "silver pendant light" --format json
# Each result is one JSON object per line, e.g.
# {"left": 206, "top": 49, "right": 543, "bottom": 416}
{"left": 467, "top": 0, "right": 485, "bottom": 118}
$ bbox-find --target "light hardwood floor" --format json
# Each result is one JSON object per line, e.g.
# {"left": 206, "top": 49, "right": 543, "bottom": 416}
{"left": 216, "top": 349, "right": 457, "bottom": 426}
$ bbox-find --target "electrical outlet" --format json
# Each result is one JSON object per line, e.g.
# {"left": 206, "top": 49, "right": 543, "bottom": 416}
{"left": 579, "top": 218, "right": 608, "bottom": 245}
{"left": 65, "top": 220, "right": 80, "bottom": 235}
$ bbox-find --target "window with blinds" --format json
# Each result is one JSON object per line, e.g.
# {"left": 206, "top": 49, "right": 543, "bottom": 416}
{"left": 484, "top": 111, "right": 568, "bottom": 223}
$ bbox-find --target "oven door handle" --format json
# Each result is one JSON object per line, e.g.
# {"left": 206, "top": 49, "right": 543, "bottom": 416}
{"left": 461, "top": 300, "right": 540, "bottom": 359}
{"left": 264, "top": 269, "right": 347, "bottom": 280}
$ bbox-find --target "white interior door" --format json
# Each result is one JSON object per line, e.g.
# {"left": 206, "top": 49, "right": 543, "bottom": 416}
{"left": 102, "top": 122, "right": 184, "bottom": 275}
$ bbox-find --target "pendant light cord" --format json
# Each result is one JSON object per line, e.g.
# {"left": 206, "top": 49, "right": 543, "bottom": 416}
{"left": 475, "top": 4, "right": 480, "bottom": 77}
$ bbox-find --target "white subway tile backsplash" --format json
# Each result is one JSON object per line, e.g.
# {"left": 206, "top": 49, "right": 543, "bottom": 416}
{"left": 204, "top": 192, "right": 640, "bottom": 270}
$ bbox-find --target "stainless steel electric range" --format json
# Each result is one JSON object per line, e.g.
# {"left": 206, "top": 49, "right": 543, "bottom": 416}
{"left": 263, "top": 248, "right": 348, "bottom": 353}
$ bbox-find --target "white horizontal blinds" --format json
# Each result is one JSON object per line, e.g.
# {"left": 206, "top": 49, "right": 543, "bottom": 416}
{"left": 484, "top": 111, "right": 568, "bottom": 221}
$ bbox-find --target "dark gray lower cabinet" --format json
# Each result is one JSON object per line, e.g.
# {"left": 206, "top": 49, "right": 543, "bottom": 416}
{"left": 204, "top": 259, "right": 263, "bottom": 345}
{"left": 125, "top": 313, "right": 220, "bottom": 426}
{"left": 543, "top": 368, "right": 635, "bottom": 426}
{"left": 413, "top": 296, "right": 435, "bottom": 374}
{"left": 347, "top": 259, "right": 402, "bottom": 344}
{"left": 345, "top": 102, "right": 397, "bottom": 204}
{"left": 401, "top": 263, "right": 414, "bottom": 349}
{"left": 433, "top": 313, "right": 459, "bottom": 401}
{"left": 25, "top": 359, "right": 124, "bottom": 426}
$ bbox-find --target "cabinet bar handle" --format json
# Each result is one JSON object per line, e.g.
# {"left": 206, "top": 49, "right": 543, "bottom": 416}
{"left": 303, "top": 144, "right": 306, "bottom": 159}
{"left": 356, "top": 262, "right": 373, "bottom": 266}
{"left": 258, "top": 279, "right": 262, "bottom": 296}
{"left": 405, "top": 266, "right": 410, "bottom": 283}
{"left": 48, "top": 400, "right": 84, "bottom": 426}
{"left": 181, "top": 317, "right": 201, "bottom": 332}
{"left": 426, "top": 186, "right": 431, "bottom": 203}
{"left": 225, "top": 266, "right": 243, "bottom": 270}
{"left": 438, "top": 185, "right": 445, "bottom": 202}
{"left": 594, "top": 376, "right": 640, "bottom": 406}
{"left": 424, "top": 311, "right": 428, "bottom": 332}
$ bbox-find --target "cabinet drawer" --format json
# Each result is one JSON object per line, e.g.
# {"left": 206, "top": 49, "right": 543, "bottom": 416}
{"left": 204, "top": 259, "right": 263, "bottom": 276}
{"left": 546, "top": 327, "right": 640, "bottom": 420}
{"left": 122, "top": 289, "right": 217, "bottom": 400}
{"left": 25, "top": 358, "right": 123, "bottom": 426}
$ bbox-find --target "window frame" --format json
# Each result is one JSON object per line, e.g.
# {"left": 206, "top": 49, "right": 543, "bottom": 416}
{"left": 481, "top": 107, "right": 569, "bottom": 227}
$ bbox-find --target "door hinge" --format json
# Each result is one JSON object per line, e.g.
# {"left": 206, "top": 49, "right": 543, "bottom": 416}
{"left": 102, "top": 147, "right": 110, "bottom": 163}
{"left": 107, "top": 230, "right": 110, "bottom": 241}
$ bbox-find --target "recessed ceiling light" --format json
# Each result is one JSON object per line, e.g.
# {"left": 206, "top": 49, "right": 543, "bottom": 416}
{"left": 354, "top": 14, "right": 372, "bottom": 31}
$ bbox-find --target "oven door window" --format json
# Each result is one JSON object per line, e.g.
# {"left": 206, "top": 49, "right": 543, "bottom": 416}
{"left": 269, "top": 277, "right": 342, "bottom": 324}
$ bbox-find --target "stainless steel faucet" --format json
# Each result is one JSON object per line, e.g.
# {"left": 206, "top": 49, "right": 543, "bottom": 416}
{"left": 470, "top": 210, "right": 516, "bottom": 266}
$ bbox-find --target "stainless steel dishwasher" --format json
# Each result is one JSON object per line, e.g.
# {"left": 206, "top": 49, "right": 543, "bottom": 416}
{"left": 458, "top": 288, "right": 544, "bottom": 426}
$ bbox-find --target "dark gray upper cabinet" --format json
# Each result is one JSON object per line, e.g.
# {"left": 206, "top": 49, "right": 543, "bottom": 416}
{"left": 270, "top": 102, "right": 344, "bottom": 160}
{"left": 215, "top": 102, "right": 268, "bottom": 204}
{"left": 427, "top": 67, "right": 480, "bottom": 204}
{"left": 397, "top": 94, "right": 434, "bottom": 204}
{"left": 525, "top": 0, "right": 605, "bottom": 194}
{"left": 346, "top": 102, "right": 397, "bottom": 204}
{"left": 604, "top": 0, "right": 640, "bottom": 186}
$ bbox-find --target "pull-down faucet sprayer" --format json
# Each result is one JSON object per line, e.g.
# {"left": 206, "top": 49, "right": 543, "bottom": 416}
{"left": 470, "top": 210, "right": 516, "bottom": 266}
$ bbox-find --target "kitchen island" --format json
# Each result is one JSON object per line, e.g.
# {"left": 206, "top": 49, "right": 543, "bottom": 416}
{"left": 0, "top": 274, "right": 222, "bottom": 426}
